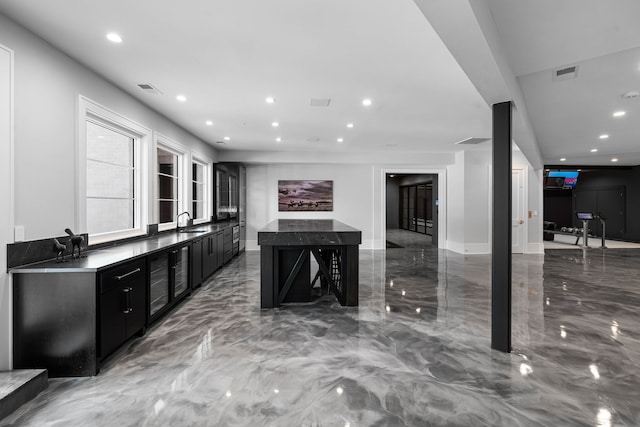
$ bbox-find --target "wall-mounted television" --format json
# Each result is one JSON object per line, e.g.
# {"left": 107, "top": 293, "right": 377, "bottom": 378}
{"left": 545, "top": 171, "right": 579, "bottom": 189}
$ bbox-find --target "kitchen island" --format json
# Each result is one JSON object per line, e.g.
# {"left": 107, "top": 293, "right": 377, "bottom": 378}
{"left": 257, "top": 219, "right": 361, "bottom": 308}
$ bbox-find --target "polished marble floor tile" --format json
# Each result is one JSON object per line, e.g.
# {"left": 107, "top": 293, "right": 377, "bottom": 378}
{"left": 3, "top": 230, "right": 640, "bottom": 426}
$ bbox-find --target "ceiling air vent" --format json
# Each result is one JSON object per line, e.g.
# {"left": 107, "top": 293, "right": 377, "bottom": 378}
{"left": 310, "top": 98, "right": 331, "bottom": 107}
{"left": 552, "top": 65, "right": 578, "bottom": 82}
{"left": 455, "top": 137, "right": 490, "bottom": 145}
{"left": 306, "top": 137, "right": 320, "bottom": 143}
{"left": 137, "top": 83, "right": 163, "bottom": 95}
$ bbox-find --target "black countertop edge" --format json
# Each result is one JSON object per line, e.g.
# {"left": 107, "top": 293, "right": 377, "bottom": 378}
{"left": 9, "top": 222, "right": 239, "bottom": 274}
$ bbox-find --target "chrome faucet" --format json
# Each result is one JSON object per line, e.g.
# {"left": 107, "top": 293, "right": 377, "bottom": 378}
{"left": 176, "top": 211, "right": 192, "bottom": 230}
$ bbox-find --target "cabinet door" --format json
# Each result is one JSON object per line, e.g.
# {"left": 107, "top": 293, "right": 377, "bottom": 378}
{"left": 192, "top": 239, "right": 203, "bottom": 288}
{"left": 126, "top": 275, "right": 147, "bottom": 336}
{"left": 100, "top": 285, "right": 127, "bottom": 359}
{"left": 99, "top": 259, "right": 146, "bottom": 359}
{"left": 173, "top": 246, "right": 190, "bottom": 298}
{"left": 216, "top": 231, "right": 224, "bottom": 270}
{"left": 149, "top": 254, "right": 170, "bottom": 318}
{"left": 203, "top": 235, "right": 215, "bottom": 278}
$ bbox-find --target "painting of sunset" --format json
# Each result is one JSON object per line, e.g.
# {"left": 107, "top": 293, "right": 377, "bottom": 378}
{"left": 278, "top": 180, "right": 333, "bottom": 211}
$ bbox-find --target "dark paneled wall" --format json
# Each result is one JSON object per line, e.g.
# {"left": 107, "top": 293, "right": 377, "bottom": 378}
{"left": 577, "top": 167, "right": 640, "bottom": 241}
{"left": 543, "top": 189, "right": 573, "bottom": 227}
{"left": 386, "top": 179, "right": 400, "bottom": 228}
{"left": 544, "top": 167, "right": 640, "bottom": 242}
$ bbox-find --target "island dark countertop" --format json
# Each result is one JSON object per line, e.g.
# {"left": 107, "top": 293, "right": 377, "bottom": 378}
{"left": 257, "top": 219, "right": 361, "bottom": 247}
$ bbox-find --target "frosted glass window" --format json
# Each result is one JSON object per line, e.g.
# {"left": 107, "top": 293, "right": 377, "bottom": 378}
{"left": 86, "top": 121, "right": 135, "bottom": 235}
{"left": 158, "top": 148, "right": 180, "bottom": 224}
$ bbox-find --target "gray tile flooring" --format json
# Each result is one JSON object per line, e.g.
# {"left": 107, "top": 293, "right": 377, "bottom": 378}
{"left": 3, "top": 230, "right": 639, "bottom": 426}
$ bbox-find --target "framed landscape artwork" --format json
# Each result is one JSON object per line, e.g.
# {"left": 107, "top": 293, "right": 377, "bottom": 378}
{"left": 278, "top": 180, "right": 333, "bottom": 211}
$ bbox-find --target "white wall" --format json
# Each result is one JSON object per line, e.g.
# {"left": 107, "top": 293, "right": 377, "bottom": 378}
{"left": 246, "top": 164, "right": 376, "bottom": 249}
{"left": 514, "top": 148, "right": 544, "bottom": 254}
{"left": 464, "top": 150, "right": 491, "bottom": 251}
{"left": 0, "top": 44, "right": 14, "bottom": 370}
{"left": 0, "top": 14, "right": 217, "bottom": 241}
{"left": 445, "top": 150, "right": 492, "bottom": 254}
{"left": 444, "top": 147, "right": 542, "bottom": 255}
{"left": 446, "top": 151, "right": 467, "bottom": 253}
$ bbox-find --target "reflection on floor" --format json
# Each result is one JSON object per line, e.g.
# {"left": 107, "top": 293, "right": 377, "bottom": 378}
{"left": 4, "top": 232, "right": 640, "bottom": 426}
{"left": 386, "top": 228, "right": 432, "bottom": 249}
{"left": 544, "top": 232, "right": 640, "bottom": 250}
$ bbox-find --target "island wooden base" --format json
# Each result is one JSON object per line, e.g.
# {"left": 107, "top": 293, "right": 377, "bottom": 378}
{"left": 260, "top": 245, "right": 358, "bottom": 308}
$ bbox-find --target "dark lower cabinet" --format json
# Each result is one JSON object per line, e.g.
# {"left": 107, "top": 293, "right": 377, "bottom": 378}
{"left": 148, "top": 243, "right": 191, "bottom": 322}
{"left": 13, "top": 225, "right": 239, "bottom": 377}
{"left": 223, "top": 227, "right": 233, "bottom": 264}
{"left": 191, "top": 238, "right": 203, "bottom": 288}
{"left": 173, "top": 245, "right": 190, "bottom": 298}
{"left": 203, "top": 231, "right": 224, "bottom": 278}
{"left": 99, "top": 259, "right": 147, "bottom": 360}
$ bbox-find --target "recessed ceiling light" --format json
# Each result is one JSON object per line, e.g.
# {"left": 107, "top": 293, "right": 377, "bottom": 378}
{"left": 176, "top": 94, "right": 187, "bottom": 102}
{"left": 223, "top": 136, "right": 230, "bottom": 141}
{"left": 599, "top": 134, "right": 609, "bottom": 139}
{"left": 337, "top": 138, "right": 344, "bottom": 143}
{"left": 590, "top": 148, "right": 598, "bottom": 152}
{"left": 265, "top": 97, "right": 276, "bottom": 104}
{"left": 276, "top": 137, "right": 281, "bottom": 142}
{"left": 611, "top": 158, "right": 619, "bottom": 162}
{"left": 362, "top": 98, "right": 372, "bottom": 107}
{"left": 205, "top": 120, "right": 213, "bottom": 126}
{"left": 560, "top": 158, "right": 566, "bottom": 162}
{"left": 106, "top": 33, "right": 123, "bottom": 43}
{"left": 271, "top": 121, "right": 279, "bottom": 127}
{"left": 577, "top": 169, "right": 582, "bottom": 172}
{"left": 613, "top": 111, "right": 626, "bottom": 117}
{"left": 347, "top": 123, "right": 354, "bottom": 128}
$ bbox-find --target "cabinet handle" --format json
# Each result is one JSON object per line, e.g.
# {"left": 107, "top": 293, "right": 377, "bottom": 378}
{"left": 115, "top": 268, "right": 141, "bottom": 281}
{"left": 123, "top": 287, "right": 133, "bottom": 313}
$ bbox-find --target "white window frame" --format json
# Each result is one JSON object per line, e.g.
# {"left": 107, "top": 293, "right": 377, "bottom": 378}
{"left": 78, "top": 96, "right": 150, "bottom": 245}
{"left": 191, "top": 154, "right": 211, "bottom": 224}
{"left": 154, "top": 133, "right": 189, "bottom": 231}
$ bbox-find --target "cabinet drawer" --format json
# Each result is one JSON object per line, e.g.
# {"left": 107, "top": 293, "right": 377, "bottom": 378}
{"left": 223, "top": 227, "right": 233, "bottom": 243}
{"left": 100, "top": 259, "right": 146, "bottom": 294}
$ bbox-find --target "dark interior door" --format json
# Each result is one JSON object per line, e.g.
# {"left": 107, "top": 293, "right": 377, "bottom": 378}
{"left": 596, "top": 188, "right": 625, "bottom": 238}
{"left": 574, "top": 187, "right": 625, "bottom": 238}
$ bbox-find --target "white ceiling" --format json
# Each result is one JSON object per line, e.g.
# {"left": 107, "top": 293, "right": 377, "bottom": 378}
{"left": 0, "top": 0, "right": 492, "bottom": 154}
{"left": 1, "top": 0, "right": 638, "bottom": 166}
{"left": 485, "top": 0, "right": 640, "bottom": 166}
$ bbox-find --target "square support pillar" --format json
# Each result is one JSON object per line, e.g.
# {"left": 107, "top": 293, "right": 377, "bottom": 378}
{"left": 492, "top": 101, "right": 512, "bottom": 353}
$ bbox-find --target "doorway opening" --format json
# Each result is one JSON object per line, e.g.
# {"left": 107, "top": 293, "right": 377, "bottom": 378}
{"left": 385, "top": 173, "right": 438, "bottom": 249}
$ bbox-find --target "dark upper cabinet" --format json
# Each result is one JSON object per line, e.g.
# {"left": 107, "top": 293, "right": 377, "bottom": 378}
{"left": 214, "top": 164, "right": 235, "bottom": 221}
{"left": 214, "top": 163, "right": 246, "bottom": 253}
{"left": 239, "top": 164, "right": 246, "bottom": 252}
